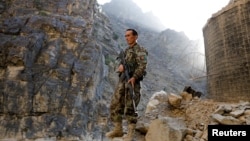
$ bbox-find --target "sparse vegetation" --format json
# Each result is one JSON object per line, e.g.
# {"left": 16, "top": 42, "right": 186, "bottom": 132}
{"left": 39, "top": 11, "right": 50, "bottom": 16}
{"left": 34, "top": 0, "right": 43, "bottom": 10}
{"left": 112, "top": 32, "right": 119, "bottom": 40}
{"left": 105, "top": 55, "right": 115, "bottom": 65}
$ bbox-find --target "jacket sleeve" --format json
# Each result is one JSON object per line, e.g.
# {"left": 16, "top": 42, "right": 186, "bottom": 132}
{"left": 132, "top": 47, "right": 148, "bottom": 80}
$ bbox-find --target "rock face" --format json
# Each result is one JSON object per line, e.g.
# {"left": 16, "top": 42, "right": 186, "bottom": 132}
{"left": 0, "top": 0, "right": 119, "bottom": 140}
{"left": 203, "top": 0, "right": 250, "bottom": 102}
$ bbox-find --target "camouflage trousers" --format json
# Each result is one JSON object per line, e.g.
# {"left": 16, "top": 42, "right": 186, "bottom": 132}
{"left": 109, "top": 79, "right": 141, "bottom": 124}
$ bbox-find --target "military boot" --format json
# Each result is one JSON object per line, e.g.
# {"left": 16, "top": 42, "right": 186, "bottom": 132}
{"left": 105, "top": 122, "right": 123, "bottom": 138}
{"left": 123, "top": 123, "right": 136, "bottom": 141}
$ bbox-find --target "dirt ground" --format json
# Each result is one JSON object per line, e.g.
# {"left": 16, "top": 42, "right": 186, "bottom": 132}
{"left": 184, "top": 98, "right": 220, "bottom": 129}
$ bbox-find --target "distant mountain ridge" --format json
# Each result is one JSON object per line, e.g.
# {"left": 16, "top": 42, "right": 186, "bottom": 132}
{"left": 101, "top": 0, "right": 166, "bottom": 31}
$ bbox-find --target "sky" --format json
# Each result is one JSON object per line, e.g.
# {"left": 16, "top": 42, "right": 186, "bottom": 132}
{"left": 97, "top": 0, "right": 230, "bottom": 40}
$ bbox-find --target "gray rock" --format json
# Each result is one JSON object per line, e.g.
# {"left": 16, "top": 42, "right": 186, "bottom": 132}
{"left": 211, "top": 114, "right": 244, "bottom": 125}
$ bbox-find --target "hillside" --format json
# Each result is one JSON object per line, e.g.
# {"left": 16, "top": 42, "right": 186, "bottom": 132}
{"left": 101, "top": 0, "right": 207, "bottom": 113}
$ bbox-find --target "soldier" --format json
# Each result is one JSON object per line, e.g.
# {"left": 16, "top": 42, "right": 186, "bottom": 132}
{"left": 105, "top": 29, "right": 148, "bottom": 141}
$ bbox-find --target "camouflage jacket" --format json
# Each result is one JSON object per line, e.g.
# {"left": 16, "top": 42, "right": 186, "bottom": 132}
{"left": 124, "top": 43, "right": 148, "bottom": 81}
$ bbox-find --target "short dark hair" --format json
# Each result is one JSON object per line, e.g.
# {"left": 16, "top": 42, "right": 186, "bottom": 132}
{"left": 126, "top": 29, "right": 138, "bottom": 36}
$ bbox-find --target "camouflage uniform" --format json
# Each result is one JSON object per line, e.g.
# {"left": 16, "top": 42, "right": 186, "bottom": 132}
{"left": 110, "top": 43, "right": 148, "bottom": 124}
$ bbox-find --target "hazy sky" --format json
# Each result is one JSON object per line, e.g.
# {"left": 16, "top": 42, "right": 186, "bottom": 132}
{"left": 97, "top": 0, "right": 230, "bottom": 40}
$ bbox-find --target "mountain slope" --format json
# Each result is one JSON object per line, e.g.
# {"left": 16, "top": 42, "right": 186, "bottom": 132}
{"left": 101, "top": 0, "right": 207, "bottom": 107}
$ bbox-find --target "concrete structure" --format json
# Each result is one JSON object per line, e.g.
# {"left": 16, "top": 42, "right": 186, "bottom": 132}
{"left": 203, "top": 0, "right": 250, "bottom": 102}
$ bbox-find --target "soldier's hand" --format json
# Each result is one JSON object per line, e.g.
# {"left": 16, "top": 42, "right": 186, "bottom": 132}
{"left": 117, "top": 64, "right": 124, "bottom": 72}
{"left": 128, "top": 77, "right": 135, "bottom": 88}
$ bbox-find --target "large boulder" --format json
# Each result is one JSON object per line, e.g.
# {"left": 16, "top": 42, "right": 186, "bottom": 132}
{"left": 145, "top": 117, "right": 186, "bottom": 141}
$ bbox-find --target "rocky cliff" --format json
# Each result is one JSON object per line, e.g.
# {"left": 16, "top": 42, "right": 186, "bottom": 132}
{"left": 0, "top": 0, "right": 119, "bottom": 140}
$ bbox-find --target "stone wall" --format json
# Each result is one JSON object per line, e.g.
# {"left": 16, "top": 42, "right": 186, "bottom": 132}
{"left": 203, "top": 0, "right": 250, "bottom": 102}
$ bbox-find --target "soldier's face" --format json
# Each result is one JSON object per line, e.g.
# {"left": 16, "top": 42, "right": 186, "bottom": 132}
{"left": 125, "top": 30, "right": 137, "bottom": 46}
